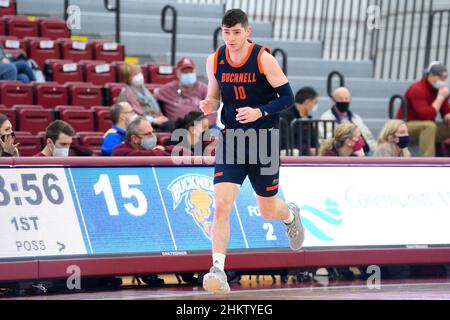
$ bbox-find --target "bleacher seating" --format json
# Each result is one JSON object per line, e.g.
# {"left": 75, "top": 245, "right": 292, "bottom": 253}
{"left": 15, "top": 106, "right": 52, "bottom": 134}
{"left": 38, "top": 17, "right": 69, "bottom": 40}
{"left": 90, "top": 106, "right": 112, "bottom": 132}
{"left": 91, "top": 40, "right": 124, "bottom": 63}
{"left": 26, "top": 36, "right": 60, "bottom": 69}
{"left": 3, "top": 15, "right": 38, "bottom": 38}
{"left": 58, "top": 38, "right": 93, "bottom": 62}
{"left": 83, "top": 60, "right": 117, "bottom": 85}
{"left": 15, "top": 134, "right": 41, "bottom": 156}
{"left": 67, "top": 83, "right": 102, "bottom": 108}
{"left": 59, "top": 107, "right": 95, "bottom": 132}
{"left": 45, "top": 59, "right": 83, "bottom": 84}
{"left": 34, "top": 82, "right": 68, "bottom": 109}
{"left": 0, "top": 82, "right": 32, "bottom": 107}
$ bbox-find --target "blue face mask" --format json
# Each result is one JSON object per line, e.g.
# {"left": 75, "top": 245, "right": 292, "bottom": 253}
{"left": 397, "top": 136, "right": 410, "bottom": 149}
{"left": 180, "top": 73, "right": 197, "bottom": 86}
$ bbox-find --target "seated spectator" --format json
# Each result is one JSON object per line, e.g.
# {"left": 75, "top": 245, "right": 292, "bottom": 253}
{"left": 280, "top": 86, "right": 319, "bottom": 156}
{"left": 164, "top": 111, "right": 216, "bottom": 156}
{"left": 319, "top": 122, "right": 365, "bottom": 157}
{"left": 396, "top": 61, "right": 450, "bottom": 157}
{"left": 117, "top": 63, "right": 173, "bottom": 132}
{"left": 154, "top": 57, "right": 217, "bottom": 127}
{"left": 101, "top": 101, "right": 136, "bottom": 156}
{"left": 319, "top": 87, "right": 376, "bottom": 154}
{"left": 34, "top": 120, "right": 75, "bottom": 157}
{"left": 0, "top": 113, "right": 19, "bottom": 157}
{"left": 375, "top": 120, "right": 411, "bottom": 157}
{"left": 0, "top": 43, "right": 36, "bottom": 84}
{"left": 111, "top": 116, "right": 174, "bottom": 156}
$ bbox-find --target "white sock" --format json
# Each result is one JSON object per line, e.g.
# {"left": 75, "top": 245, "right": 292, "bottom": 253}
{"left": 212, "top": 253, "right": 226, "bottom": 271}
{"left": 283, "top": 210, "right": 294, "bottom": 225}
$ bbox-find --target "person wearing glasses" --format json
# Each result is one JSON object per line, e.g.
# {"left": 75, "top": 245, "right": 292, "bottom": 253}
{"left": 101, "top": 101, "right": 137, "bottom": 156}
{"left": 111, "top": 116, "right": 173, "bottom": 156}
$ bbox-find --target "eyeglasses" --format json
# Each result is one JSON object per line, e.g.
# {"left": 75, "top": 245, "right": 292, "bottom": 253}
{"left": 121, "top": 110, "right": 135, "bottom": 115}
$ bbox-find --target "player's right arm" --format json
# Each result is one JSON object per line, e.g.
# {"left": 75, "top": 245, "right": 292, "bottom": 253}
{"left": 200, "top": 53, "right": 221, "bottom": 115}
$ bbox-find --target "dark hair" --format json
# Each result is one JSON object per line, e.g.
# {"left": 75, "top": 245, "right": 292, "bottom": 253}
{"left": 175, "top": 111, "right": 206, "bottom": 129}
{"left": 110, "top": 102, "right": 123, "bottom": 124}
{"left": 222, "top": 9, "right": 248, "bottom": 28}
{"left": 0, "top": 113, "right": 8, "bottom": 128}
{"left": 45, "top": 120, "right": 75, "bottom": 143}
{"left": 295, "top": 87, "right": 318, "bottom": 104}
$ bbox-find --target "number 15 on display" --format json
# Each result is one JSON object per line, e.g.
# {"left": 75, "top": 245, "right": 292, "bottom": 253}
{"left": 93, "top": 175, "right": 148, "bottom": 217}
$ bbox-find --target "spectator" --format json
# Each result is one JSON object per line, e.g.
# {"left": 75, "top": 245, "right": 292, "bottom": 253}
{"left": 375, "top": 119, "right": 411, "bottom": 157}
{"left": 319, "top": 87, "right": 376, "bottom": 154}
{"left": 117, "top": 63, "right": 173, "bottom": 132}
{"left": 164, "top": 111, "right": 216, "bottom": 156}
{"left": 101, "top": 101, "right": 136, "bottom": 156}
{"left": 279, "top": 87, "right": 319, "bottom": 156}
{"left": 111, "top": 116, "right": 174, "bottom": 156}
{"left": 0, "top": 43, "right": 36, "bottom": 84}
{"left": 396, "top": 61, "right": 450, "bottom": 157}
{"left": 153, "top": 57, "right": 217, "bottom": 126}
{"left": 34, "top": 120, "right": 74, "bottom": 157}
{"left": 0, "top": 113, "right": 19, "bottom": 157}
{"left": 319, "top": 122, "right": 365, "bottom": 157}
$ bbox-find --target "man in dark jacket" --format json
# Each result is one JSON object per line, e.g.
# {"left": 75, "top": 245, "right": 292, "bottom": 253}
{"left": 279, "top": 87, "right": 319, "bottom": 155}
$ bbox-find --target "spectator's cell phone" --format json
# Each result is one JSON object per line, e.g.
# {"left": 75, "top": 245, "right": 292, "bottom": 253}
{"left": 1, "top": 132, "right": 15, "bottom": 142}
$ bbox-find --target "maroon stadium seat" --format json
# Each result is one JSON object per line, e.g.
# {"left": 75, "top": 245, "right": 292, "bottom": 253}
{"left": 0, "top": 35, "right": 27, "bottom": 51}
{"left": 34, "top": 82, "right": 68, "bottom": 109}
{"left": 0, "top": 1, "right": 16, "bottom": 17}
{"left": 104, "top": 82, "right": 125, "bottom": 105}
{"left": 0, "top": 104, "right": 15, "bottom": 129}
{"left": 67, "top": 83, "right": 102, "bottom": 108}
{"left": 91, "top": 40, "right": 124, "bottom": 63}
{"left": 77, "top": 131, "right": 104, "bottom": 154}
{"left": 15, "top": 135, "right": 41, "bottom": 156}
{"left": 59, "top": 38, "right": 92, "bottom": 62}
{"left": 0, "top": 82, "right": 32, "bottom": 108}
{"left": 12, "top": 104, "right": 43, "bottom": 111}
{"left": 90, "top": 106, "right": 112, "bottom": 132}
{"left": 16, "top": 107, "right": 53, "bottom": 134}
{"left": 83, "top": 60, "right": 116, "bottom": 85}
{"left": 26, "top": 37, "right": 60, "bottom": 69}
{"left": 38, "top": 18, "right": 69, "bottom": 40}
{"left": 59, "top": 108, "right": 94, "bottom": 132}
{"left": 45, "top": 59, "right": 83, "bottom": 84}
{"left": 148, "top": 64, "right": 176, "bottom": 84}
{"left": 3, "top": 15, "right": 38, "bottom": 39}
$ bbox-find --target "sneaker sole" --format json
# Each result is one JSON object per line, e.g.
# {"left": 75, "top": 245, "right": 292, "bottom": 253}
{"left": 203, "top": 274, "right": 230, "bottom": 294}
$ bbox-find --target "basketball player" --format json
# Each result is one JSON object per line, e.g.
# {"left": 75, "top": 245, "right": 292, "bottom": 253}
{"left": 200, "top": 9, "right": 305, "bottom": 294}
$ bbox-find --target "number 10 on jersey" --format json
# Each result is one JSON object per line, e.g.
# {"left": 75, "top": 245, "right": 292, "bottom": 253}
{"left": 233, "top": 86, "right": 247, "bottom": 100}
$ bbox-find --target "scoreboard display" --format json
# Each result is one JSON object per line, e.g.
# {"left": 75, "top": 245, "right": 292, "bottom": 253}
{"left": 1, "top": 164, "right": 450, "bottom": 260}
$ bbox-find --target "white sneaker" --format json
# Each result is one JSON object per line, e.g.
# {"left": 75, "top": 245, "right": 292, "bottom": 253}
{"left": 203, "top": 266, "right": 230, "bottom": 294}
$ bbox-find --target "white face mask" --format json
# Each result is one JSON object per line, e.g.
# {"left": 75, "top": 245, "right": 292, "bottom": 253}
{"left": 131, "top": 73, "right": 144, "bottom": 87}
{"left": 432, "top": 80, "right": 446, "bottom": 90}
{"left": 140, "top": 136, "right": 157, "bottom": 150}
{"left": 310, "top": 104, "right": 318, "bottom": 114}
{"left": 52, "top": 147, "right": 70, "bottom": 157}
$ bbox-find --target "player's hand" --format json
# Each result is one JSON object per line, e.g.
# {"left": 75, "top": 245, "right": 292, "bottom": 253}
{"left": 236, "top": 107, "right": 263, "bottom": 124}
{"left": 200, "top": 98, "right": 219, "bottom": 115}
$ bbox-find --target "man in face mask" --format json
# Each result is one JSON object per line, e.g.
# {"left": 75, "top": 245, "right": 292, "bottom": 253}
{"left": 279, "top": 86, "right": 319, "bottom": 156}
{"left": 101, "top": 101, "right": 137, "bottom": 156}
{"left": 34, "top": 120, "right": 74, "bottom": 157}
{"left": 319, "top": 86, "right": 377, "bottom": 154}
{"left": 153, "top": 57, "right": 217, "bottom": 127}
{"left": 397, "top": 61, "right": 450, "bottom": 156}
{"left": 111, "top": 116, "right": 173, "bottom": 156}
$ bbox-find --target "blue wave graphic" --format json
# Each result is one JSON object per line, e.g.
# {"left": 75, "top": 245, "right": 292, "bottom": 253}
{"left": 300, "top": 200, "right": 343, "bottom": 241}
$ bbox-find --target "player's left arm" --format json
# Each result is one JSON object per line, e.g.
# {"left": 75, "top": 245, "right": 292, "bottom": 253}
{"left": 236, "top": 51, "right": 294, "bottom": 124}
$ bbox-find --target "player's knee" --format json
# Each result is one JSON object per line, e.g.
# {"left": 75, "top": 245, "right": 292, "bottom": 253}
{"left": 214, "top": 198, "right": 233, "bottom": 218}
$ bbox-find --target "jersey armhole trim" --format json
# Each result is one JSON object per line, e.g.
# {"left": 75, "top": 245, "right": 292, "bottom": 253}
{"left": 213, "top": 47, "right": 220, "bottom": 75}
{"left": 257, "top": 47, "right": 270, "bottom": 74}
